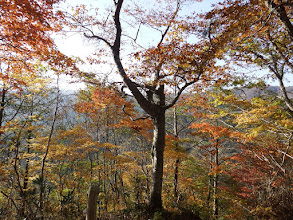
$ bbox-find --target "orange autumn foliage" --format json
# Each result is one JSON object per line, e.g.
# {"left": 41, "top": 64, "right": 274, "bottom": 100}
{"left": 1, "top": 0, "right": 78, "bottom": 86}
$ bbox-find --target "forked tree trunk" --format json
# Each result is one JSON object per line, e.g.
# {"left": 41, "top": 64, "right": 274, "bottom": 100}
{"left": 149, "top": 110, "right": 165, "bottom": 211}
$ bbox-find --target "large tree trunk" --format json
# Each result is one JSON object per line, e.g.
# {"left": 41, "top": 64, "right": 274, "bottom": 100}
{"left": 149, "top": 110, "right": 166, "bottom": 211}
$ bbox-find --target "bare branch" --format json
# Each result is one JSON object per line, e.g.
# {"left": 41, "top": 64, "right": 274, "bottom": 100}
{"left": 121, "top": 33, "right": 145, "bottom": 49}
{"left": 278, "top": 149, "right": 293, "bottom": 160}
{"left": 122, "top": 104, "right": 150, "bottom": 121}
{"left": 269, "top": 154, "right": 285, "bottom": 173}
{"left": 0, "top": 191, "right": 19, "bottom": 213}
{"left": 65, "top": 10, "right": 113, "bottom": 47}
{"left": 134, "top": 22, "right": 142, "bottom": 42}
{"left": 158, "top": 0, "right": 181, "bottom": 46}
{"left": 281, "top": 133, "right": 293, "bottom": 167}
{"left": 84, "top": 33, "right": 112, "bottom": 47}
{"left": 165, "top": 77, "right": 200, "bottom": 110}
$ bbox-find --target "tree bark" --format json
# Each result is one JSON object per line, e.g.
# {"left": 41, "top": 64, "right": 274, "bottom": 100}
{"left": 0, "top": 88, "right": 6, "bottom": 127}
{"left": 86, "top": 183, "right": 99, "bottom": 220}
{"left": 173, "top": 107, "right": 179, "bottom": 200}
{"left": 213, "top": 146, "right": 219, "bottom": 219}
{"left": 174, "top": 158, "right": 180, "bottom": 200}
{"left": 264, "top": 0, "right": 293, "bottom": 42}
{"left": 277, "top": 76, "right": 293, "bottom": 113}
{"left": 149, "top": 110, "right": 165, "bottom": 212}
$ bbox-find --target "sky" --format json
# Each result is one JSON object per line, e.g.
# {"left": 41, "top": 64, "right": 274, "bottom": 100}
{"left": 53, "top": 0, "right": 291, "bottom": 91}
{"left": 53, "top": 0, "right": 219, "bottom": 90}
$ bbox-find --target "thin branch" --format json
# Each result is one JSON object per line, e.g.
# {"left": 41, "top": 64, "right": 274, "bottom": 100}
{"left": 174, "top": 73, "right": 187, "bottom": 84}
{"left": 269, "top": 153, "right": 285, "bottom": 173}
{"left": 83, "top": 33, "right": 112, "bottom": 47}
{"left": 65, "top": 10, "right": 112, "bottom": 47}
{"left": 281, "top": 133, "right": 293, "bottom": 165}
{"left": 165, "top": 77, "right": 200, "bottom": 110}
{"left": 121, "top": 33, "right": 145, "bottom": 49}
{"left": 277, "top": 149, "right": 293, "bottom": 160}
{"left": 134, "top": 22, "right": 142, "bottom": 42}
{"left": 122, "top": 104, "right": 150, "bottom": 121}
{"left": 158, "top": 0, "right": 181, "bottom": 46}
{"left": 0, "top": 190, "right": 19, "bottom": 213}
{"left": 8, "top": 99, "right": 25, "bottom": 122}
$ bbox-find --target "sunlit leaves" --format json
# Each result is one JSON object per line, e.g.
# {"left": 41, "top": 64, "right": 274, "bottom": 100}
{"left": 0, "top": 0, "right": 78, "bottom": 87}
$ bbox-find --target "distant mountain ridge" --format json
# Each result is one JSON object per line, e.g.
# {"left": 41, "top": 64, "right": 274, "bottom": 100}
{"left": 233, "top": 86, "right": 293, "bottom": 99}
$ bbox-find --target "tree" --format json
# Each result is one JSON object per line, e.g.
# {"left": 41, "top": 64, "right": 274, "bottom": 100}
{"left": 200, "top": 3, "right": 293, "bottom": 215}
{"left": 75, "top": 83, "right": 154, "bottom": 214}
{"left": 86, "top": 182, "right": 99, "bottom": 220}
{"left": 204, "top": 0, "right": 293, "bottom": 112}
{"left": 68, "top": 0, "right": 229, "bottom": 211}
{"left": 0, "top": 0, "right": 77, "bottom": 86}
{"left": 264, "top": 0, "right": 293, "bottom": 42}
{"left": 200, "top": 80, "right": 293, "bottom": 218}
{"left": 0, "top": 70, "right": 62, "bottom": 219}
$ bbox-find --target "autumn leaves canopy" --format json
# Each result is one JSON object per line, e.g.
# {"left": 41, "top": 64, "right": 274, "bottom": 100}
{"left": 0, "top": 0, "right": 292, "bottom": 219}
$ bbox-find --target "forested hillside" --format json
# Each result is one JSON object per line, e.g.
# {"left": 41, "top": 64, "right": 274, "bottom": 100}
{"left": 1, "top": 0, "right": 292, "bottom": 219}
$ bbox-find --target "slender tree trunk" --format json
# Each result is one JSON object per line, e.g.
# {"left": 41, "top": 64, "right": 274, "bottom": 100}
{"left": 173, "top": 107, "right": 179, "bottom": 200}
{"left": 0, "top": 88, "right": 6, "bottom": 127}
{"left": 174, "top": 158, "right": 180, "bottom": 200}
{"left": 22, "top": 130, "right": 32, "bottom": 218}
{"left": 96, "top": 152, "right": 101, "bottom": 217}
{"left": 213, "top": 147, "right": 219, "bottom": 219}
{"left": 149, "top": 110, "right": 165, "bottom": 211}
{"left": 118, "top": 169, "right": 129, "bottom": 209}
{"left": 207, "top": 152, "right": 213, "bottom": 210}
{"left": 39, "top": 76, "right": 59, "bottom": 218}
{"left": 277, "top": 76, "right": 293, "bottom": 113}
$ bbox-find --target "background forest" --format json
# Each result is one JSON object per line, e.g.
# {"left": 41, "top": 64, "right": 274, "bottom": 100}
{"left": 1, "top": 0, "right": 293, "bottom": 220}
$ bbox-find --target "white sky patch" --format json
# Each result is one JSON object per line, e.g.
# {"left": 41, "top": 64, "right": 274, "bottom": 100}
{"left": 53, "top": 0, "right": 218, "bottom": 90}
{"left": 53, "top": 0, "right": 292, "bottom": 91}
